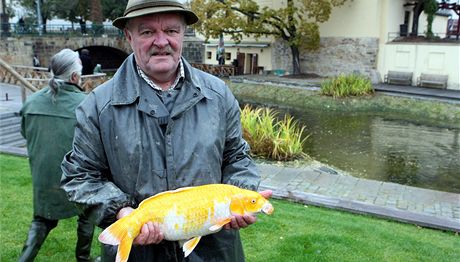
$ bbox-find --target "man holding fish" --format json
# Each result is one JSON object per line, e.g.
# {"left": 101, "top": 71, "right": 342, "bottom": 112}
{"left": 61, "top": 0, "right": 272, "bottom": 261}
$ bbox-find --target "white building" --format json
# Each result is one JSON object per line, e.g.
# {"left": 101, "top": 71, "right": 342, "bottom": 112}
{"left": 202, "top": 0, "right": 459, "bottom": 90}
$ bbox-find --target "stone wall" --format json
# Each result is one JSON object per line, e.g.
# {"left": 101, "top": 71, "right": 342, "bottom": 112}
{"left": 0, "top": 36, "right": 132, "bottom": 67}
{"left": 271, "top": 40, "right": 294, "bottom": 73}
{"left": 183, "top": 36, "right": 205, "bottom": 64}
{"left": 0, "top": 36, "right": 204, "bottom": 67}
{"left": 272, "top": 37, "right": 380, "bottom": 82}
{"left": 1, "top": 37, "right": 36, "bottom": 66}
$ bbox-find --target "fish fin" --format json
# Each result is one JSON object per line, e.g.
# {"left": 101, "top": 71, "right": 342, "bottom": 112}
{"left": 98, "top": 216, "right": 138, "bottom": 262}
{"left": 182, "top": 236, "right": 202, "bottom": 257}
{"left": 138, "top": 187, "right": 194, "bottom": 208}
{"left": 116, "top": 236, "right": 134, "bottom": 262}
{"left": 98, "top": 215, "right": 136, "bottom": 245}
{"left": 179, "top": 239, "right": 187, "bottom": 247}
{"left": 230, "top": 194, "right": 245, "bottom": 215}
{"left": 209, "top": 218, "right": 231, "bottom": 232}
{"left": 98, "top": 222, "right": 125, "bottom": 245}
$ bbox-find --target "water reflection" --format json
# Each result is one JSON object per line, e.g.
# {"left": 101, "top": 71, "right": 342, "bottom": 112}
{"left": 248, "top": 104, "right": 460, "bottom": 193}
{"left": 383, "top": 151, "right": 419, "bottom": 186}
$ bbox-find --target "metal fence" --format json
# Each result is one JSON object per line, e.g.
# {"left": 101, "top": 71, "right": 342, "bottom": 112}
{"left": 1, "top": 23, "right": 122, "bottom": 37}
{"left": 387, "top": 31, "right": 460, "bottom": 42}
{"left": 1, "top": 23, "right": 197, "bottom": 38}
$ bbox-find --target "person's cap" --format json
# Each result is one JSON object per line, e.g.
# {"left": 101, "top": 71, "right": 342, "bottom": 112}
{"left": 113, "top": 0, "right": 199, "bottom": 29}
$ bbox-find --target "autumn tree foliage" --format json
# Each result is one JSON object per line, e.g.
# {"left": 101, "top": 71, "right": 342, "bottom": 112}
{"left": 423, "top": 0, "right": 439, "bottom": 38}
{"left": 13, "top": 0, "right": 126, "bottom": 28}
{"left": 190, "top": 0, "right": 350, "bottom": 75}
{"left": 409, "top": 0, "right": 441, "bottom": 38}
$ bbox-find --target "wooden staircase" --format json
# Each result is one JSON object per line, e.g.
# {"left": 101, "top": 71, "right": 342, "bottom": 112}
{"left": 0, "top": 112, "right": 25, "bottom": 146}
{"left": 0, "top": 112, "right": 27, "bottom": 156}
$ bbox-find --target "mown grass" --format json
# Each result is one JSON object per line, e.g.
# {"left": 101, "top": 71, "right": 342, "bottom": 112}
{"left": 0, "top": 154, "right": 102, "bottom": 261}
{"left": 243, "top": 200, "right": 459, "bottom": 262}
{"left": 1, "top": 154, "right": 459, "bottom": 261}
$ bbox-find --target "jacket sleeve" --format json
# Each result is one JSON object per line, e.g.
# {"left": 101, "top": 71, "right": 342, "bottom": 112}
{"left": 60, "top": 93, "right": 134, "bottom": 228}
{"left": 221, "top": 89, "right": 261, "bottom": 191}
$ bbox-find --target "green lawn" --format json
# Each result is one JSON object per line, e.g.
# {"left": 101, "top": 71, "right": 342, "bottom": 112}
{"left": 1, "top": 154, "right": 458, "bottom": 261}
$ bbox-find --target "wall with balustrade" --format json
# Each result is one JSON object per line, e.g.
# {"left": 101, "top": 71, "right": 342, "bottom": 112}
{"left": 0, "top": 35, "right": 204, "bottom": 68}
{"left": 0, "top": 36, "right": 132, "bottom": 67}
{"left": 381, "top": 42, "right": 460, "bottom": 90}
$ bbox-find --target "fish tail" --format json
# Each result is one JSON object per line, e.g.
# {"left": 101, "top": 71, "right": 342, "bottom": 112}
{"left": 116, "top": 237, "right": 134, "bottom": 262}
{"left": 98, "top": 216, "right": 139, "bottom": 262}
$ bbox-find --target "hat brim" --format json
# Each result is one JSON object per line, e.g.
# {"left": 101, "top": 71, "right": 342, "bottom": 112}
{"left": 113, "top": 6, "right": 199, "bottom": 29}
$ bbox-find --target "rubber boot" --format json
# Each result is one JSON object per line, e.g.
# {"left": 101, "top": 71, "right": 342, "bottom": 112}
{"left": 76, "top": 215, "right": 95, "bottom": 262}
{"left": 18, "top": 217, "right": 57, "bottom": 262}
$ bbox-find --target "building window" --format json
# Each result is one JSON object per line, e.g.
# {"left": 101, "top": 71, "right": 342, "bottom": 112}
{"left": 247, "top": 14, "right": 255, "bottom": 23}
{"left": 207, "top": 52, "right": 212, "bottom": 59}
{"left": 225, "top": 53, "right": 231, "bottom": 61}
{"left": 404, "top": 11, "right": 410, "bottom": 25}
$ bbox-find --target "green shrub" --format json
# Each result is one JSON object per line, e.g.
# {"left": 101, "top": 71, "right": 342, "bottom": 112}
{"left": 241, "top": 105, "right": 308, "bottom": 161}
{"left": 321, "top": 74, "right": 374, "bottom": 98}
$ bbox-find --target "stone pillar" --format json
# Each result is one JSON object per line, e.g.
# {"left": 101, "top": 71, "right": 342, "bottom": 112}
{"left": 0, "top": 0, "right": 10, "bottom": 37}
{"left": 183, "top": 36, "right": 204, "bottom": 64}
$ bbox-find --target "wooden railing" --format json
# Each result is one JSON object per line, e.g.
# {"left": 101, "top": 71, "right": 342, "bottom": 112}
{"left": 0, "top": 58, "right": 40, "bottom": 102}
{"left": 80, "top": 74, "right": 108, "bottom": 91}
{"left": 0, "top": 58, "right": 108, "bottom": 102}
{"left": 192, "top": 64, "right": 235, "bottom": 77}
{"left": 1, "top": 64, "right": 50, "bottom": 88}
{"left": 2, "top": 60, "right": 238, "bottom": 104}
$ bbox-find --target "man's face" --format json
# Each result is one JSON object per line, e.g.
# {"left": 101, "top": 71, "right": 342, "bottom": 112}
{"left": 125, "top": 13, "right": 185, "bottom": 80}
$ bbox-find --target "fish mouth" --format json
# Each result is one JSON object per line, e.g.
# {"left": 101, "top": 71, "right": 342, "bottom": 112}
{"left": 261, "top": 202, "right": 274, "bottom": 215}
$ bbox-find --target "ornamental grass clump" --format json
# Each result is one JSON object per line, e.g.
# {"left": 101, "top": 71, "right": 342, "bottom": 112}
{"left": 321, "top": 74, "right": 374, "bottom": 98}
{"left": 240, "top": 105, "right": 308, "bottom": 161}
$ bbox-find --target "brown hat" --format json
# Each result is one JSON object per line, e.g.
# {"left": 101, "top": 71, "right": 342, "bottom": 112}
{"left": 112, "top": 0, "right": 199, "bottom": 29}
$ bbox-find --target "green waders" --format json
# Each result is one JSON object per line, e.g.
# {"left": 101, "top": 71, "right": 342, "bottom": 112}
{"left": 18, "top": 215, "right": 95, "bottom": 262}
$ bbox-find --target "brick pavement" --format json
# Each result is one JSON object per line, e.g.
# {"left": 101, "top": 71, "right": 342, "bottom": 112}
{"left": 0, "top": 83, "right": 25, "bottom": 113}
{"left": 257, "top": 162, "right": 460, "bottom": 232}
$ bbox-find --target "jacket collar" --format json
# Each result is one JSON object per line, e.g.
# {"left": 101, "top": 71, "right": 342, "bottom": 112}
{"left": 62, "top": 82, "right": 84, "bottom": 92}
{"left": 111, "top": 54, "right": 212, "bottom": 105}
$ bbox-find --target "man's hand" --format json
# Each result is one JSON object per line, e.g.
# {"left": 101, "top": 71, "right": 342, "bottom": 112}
{"left": 224, "top": 190, "right": 273, "bottom": 230}
{"left": 117, "top": 207, "right": 164, "bottom": 245}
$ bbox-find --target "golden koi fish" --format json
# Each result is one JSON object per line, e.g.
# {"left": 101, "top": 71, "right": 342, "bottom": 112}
{"left": 98, "top": 184, "right": 274, "bottom": 262}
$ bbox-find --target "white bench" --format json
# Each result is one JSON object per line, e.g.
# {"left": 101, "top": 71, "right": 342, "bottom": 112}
{"left": 384, "top": 71, "right": 413, "bottom": 86}
{"left": 417, "top": 73, "right": 448, "bottom": 89}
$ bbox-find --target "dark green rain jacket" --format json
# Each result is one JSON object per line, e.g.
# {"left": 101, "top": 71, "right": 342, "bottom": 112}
{"left": 21, "top": 83, "right": 86, "bottom": 219}
{"left": 61, "top": 55, "right": 260, "bottom": 261}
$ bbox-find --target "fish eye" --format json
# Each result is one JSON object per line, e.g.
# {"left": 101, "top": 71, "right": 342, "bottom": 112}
{"left": 251, "top": 199, "right": 256, "bottom": 204}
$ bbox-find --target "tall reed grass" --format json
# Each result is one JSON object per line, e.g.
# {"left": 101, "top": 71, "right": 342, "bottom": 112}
{"left": 240, "top": 105, "right": 308, "bottom": 161}
{"left": 321, "top": 74, "right": 374, "bottom": 98}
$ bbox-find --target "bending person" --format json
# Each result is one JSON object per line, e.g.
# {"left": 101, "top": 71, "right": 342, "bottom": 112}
{"left": 19, "top": 49, "right": 96, "bottom": 262}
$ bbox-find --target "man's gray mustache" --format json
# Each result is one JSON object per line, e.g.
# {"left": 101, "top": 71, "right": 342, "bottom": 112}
{"left": 150, "top": 46, "right": 174, "bottom": 55}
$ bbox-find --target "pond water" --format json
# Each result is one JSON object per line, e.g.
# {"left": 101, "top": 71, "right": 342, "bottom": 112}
{"left": 250, "top": 104, "right": 460, "bottom": 194}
